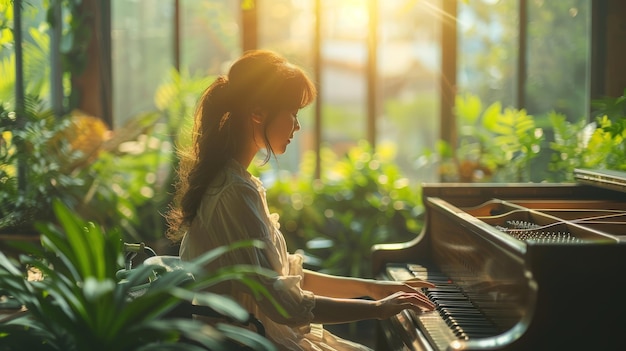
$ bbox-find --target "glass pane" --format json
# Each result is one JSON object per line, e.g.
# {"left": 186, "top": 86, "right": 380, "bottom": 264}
{"left": 180, "top": 0, "right": 241, "bottom": 76}
{"left": 457, "top": 0, "right": 518, "bottom": 108}
{"left": 1, "top": 0, "right": 52, "bottom": 104}
{"left": 258, "top": 0, "right": 316, "bottom": 174}
{"left": 111, "top": 0, "right": 174, "bottom": 126}
{"left": 377, "top": 0, "right": 441, "bottom": 182}
{"left": 320, "top": 0, "right": 368, "bottom": 154}
{"left": 526, "top": 1, "right": 591, "bottom": 121}
{"left": 526, "top": 1, "right": 591, "bottom": 181}
{"left": 112, "top": 0, "right": 241, "bottom": 128}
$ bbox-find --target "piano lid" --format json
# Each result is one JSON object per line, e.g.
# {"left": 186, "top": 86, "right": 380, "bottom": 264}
{"left": 574, "top": 168, "right": 626, "bottom": 193}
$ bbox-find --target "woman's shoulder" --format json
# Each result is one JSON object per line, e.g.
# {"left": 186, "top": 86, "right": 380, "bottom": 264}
{"left": 208, "top": 161, "right": 262, "bottom": 198}
{"left": 225, "top": 161, "right": 261, "bottom": 189}
{"left": 198, "top": 166, "right": 263, "bottom": 219}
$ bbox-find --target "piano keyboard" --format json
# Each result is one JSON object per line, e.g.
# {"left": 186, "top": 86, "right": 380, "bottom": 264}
{"left": 386, "top": 264, "right": 502, "bottom": 350}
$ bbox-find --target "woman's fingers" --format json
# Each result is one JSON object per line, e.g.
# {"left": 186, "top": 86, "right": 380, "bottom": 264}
{"left": 380, "top": 291, "right": 435, "bottom": 318}
{"left": 371, "top": 280, "right": 436, "bottom": 305}
{"left": 403, "top": 277, "right": 436, "bottom": 289}
{"left": 411, "top": 293, "right": 435, "bottom": 310}
{"left": 391, "top": 291, "right": 435, "bottom": 311}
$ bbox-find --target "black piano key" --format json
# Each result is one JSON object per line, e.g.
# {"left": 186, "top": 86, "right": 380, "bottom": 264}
{"left": 449, "top": 326, "right": 498, "bottom": 340}
{"left": 446, "top": 319, "right": 500, "bottom": 335}
{"left": 452, "top": 328, "right": 466, "bottom": 337}
{"left": 449, "top": 323, "right": 497, "bottom": 334}
{"left": 446, "top": 316, "right": 493, "bottom": 325}
{"left": 428, "top": 293, "right": 469, "bottom": 301}
{"left": 446, "top": 320, "right": 495, "bottom": 331}
{"left": 440, "top": 307, "right": 484, "bottom": 315}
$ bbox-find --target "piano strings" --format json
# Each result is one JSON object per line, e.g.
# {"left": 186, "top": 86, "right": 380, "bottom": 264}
{"left": 480, "top": 210, "right": 626, "bottom": 243}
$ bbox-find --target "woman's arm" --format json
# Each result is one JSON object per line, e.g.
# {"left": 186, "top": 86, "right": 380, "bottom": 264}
{"left": 302, "top": 269, "right": 435, "bottom": 299}
{"left": 301, "top": 269, "right": 371, "bottom": 298}
{"left": 302, "top": 269, "right": 436, "bottom": 324}
{"left": 311, "top": 291, "right": 433, "bottom": 324}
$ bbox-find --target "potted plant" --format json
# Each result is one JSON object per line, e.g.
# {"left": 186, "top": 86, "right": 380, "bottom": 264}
{"left": 0, "top": 199, "right": 282, "bottom": 350}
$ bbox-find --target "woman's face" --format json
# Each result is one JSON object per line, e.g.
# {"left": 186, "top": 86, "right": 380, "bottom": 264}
{"left": 264, "top": 109, "right": 301, "bottom": 155}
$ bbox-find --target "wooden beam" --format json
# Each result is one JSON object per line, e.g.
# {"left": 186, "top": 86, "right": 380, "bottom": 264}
{"left": 14, "top": 0, "right": 27, "bottom": 193}
{"left": 71, "top": 0, "right": 112, "bottom": 127}
{"left": 242, "top": 0, "right": 258, "bottom": 51}
{"left": 367, "top": 0, "right": 378, "bottom": 147}
{"left": 516, "top": 0, "right": 527, "bottom": 109}
{"left": 440, "top": 0, "right": 457, "bottom": 154}
{"left": 605, "top": 0, "right": 626, "bottom": 97}
{"left": 314, "top": 0, "right": 322, "bottom": 179}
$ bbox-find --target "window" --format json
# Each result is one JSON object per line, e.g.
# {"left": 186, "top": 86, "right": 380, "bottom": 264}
{"left": 458, "top": 0, "right": 591, "bottom": 119}
{"left": 109, "top": 0, "right": 596, "bottom": 182}
{"left": 377, "top": 0, "right": 441, "bottom": 181}
{"left": 112, "top": 0, "right": 175, "bottom": 126}
{"left": 257, "top": 0, "right": 442, "bottom": 180}
{"left": 456, "top": 0, "right": 592, "bottom": 181}
{"left": 112, "top": 0, "right": 241, "bottom": 127}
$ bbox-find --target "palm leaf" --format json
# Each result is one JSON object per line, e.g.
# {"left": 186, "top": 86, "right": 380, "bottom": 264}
{"left": 0, "top": 199, "right": 278, "bottom": 350}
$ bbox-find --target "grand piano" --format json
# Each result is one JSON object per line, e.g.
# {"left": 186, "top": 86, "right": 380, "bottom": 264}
{"left": 372, "top": 168, "right": 626, "bottom": 351}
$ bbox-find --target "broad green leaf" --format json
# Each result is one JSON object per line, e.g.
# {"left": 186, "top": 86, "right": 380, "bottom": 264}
{"left": 481, "top": 101, "right": 502, "bottom": 131}
{"left": 455, "top": 93, "right": 482, "bottom": 124}
{"left": 171, "top": 288, "right": 249, "bottom": 322}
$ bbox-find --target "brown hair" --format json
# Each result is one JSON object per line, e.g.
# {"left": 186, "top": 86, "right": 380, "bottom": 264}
{"left": 166, "top": 50, "right": 317, "bottom": 241}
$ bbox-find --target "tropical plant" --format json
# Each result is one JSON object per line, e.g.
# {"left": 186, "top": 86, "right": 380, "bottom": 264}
{"left": 548, "top": 94, "right": 626, "bottom": 181}
{"left": 1, "top": 0, "right": 176, "bottom": 244}
{"left": 68, "top": 110, "right": 170, "bottom": 243}
{"left": 435, "top": 90, "right": 626, "bottom": 183}
{"left": 263, "top": 141, "right": 423, "bottom": 278}
{"left": 0, "top": 94, "right": 168, "bottom": 241}
{"left": 1, "top": 62, "right": 211, "bottom": 245}
{"left": 592, "top": 88, "right": 626, "bottom": 122}
{"left": 546, "top": 111, "right": 593, "bottom": 181}
{"left": 0, "top": 96, "right": 79, "bottom": 233}
{"left": 440, "top": 93, "right": 544, "bottom": 182}
{"left": 0, "top": 1, "right": 53, "bottom": 105}
{"left": 0, "top": 199, "right": 280, "bottom": 351}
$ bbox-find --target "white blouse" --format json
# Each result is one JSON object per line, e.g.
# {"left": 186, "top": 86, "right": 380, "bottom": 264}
{"left": 179, "top": 160, "right": 371, "bottom": 351}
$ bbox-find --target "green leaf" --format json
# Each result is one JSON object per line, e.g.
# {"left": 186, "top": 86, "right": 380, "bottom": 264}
{"left": 50, "top": 199, "right": 93, "bottom": 278}
{"left": 455, "top": 93, "right": 483, "bottom": 124}
{"left": 171, "top": 288, "right": 250, "bottom": 322}
{"left": 216, "top": 323, "right": 277, "bottom": 351}
{"left": 83, "top": 277, "right": 115, "bottom": 302}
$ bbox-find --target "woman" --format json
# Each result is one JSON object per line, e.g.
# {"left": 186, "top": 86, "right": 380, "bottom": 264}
{"left": 166, "top": 50, "right": 435, "bottom": 351}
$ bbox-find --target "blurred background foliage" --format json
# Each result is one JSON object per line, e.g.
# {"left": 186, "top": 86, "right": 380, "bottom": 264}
{"left": 0, "top": 68, "right": 211, "bottom": 245}
{"left": 258, "top": 141, "right": 424, "bottom": 278}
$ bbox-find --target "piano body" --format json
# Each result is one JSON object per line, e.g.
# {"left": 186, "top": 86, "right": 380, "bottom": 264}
{"left": 372, "top": 169, "right": 626, "bottom": 351}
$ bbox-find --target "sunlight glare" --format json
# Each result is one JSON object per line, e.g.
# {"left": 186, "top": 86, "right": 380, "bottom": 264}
{"left": 333, "top": 0, "right": 369, "bottom": 39}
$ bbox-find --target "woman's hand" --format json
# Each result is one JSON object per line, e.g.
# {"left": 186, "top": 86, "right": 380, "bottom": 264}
{"left": 368, "top": 278, "right": 434, "bottom": 299}
{"left": 309, "top": 278, "right": 436, "bottom": 324}
{"left": 367, "top": 278, "right": 436, "bottom": 313}
{"left": 376, "top": 290, "right": 436, "bottom": 319}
